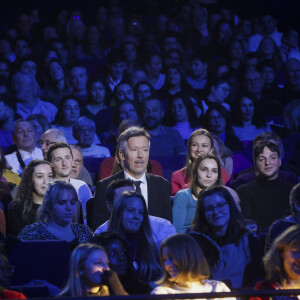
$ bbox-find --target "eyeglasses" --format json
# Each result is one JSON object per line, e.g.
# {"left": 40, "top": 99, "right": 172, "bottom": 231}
{"left": 205, "top": 201, "right": 228, "bottom": 215}
{"left": 37, "top": 141, "right": 56, "bottom": 147}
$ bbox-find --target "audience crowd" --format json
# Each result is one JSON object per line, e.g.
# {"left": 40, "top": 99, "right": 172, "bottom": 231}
{"left": 0, "top": 0, "right": 300, "bottom": 298}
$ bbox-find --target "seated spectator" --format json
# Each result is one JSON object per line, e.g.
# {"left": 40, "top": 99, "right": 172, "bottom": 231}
{"left": 200, "top": 78, "right": 231, "bottom": 114}
{"left": 18, "top": 181, "right": 92, "bottom": 248}
{"left": 59, "top": 243, "right": 127, "bottom": 297}
{"left": 232, "top": 132, "right": 299, "bottom": 188}
{"left": 212, "top": 134, "right": 235, "bottom": 179}
{"left": 93, "top": 232, "right": 152, "bottom": 294}
{"left": 43, "top": 59, "right": 71, "bottom": 107}
{"left": 171, "top": 129, "right": 230, "bottom": 196}
{"left": 280, "top": 28, "right": 300, "bottom": 63}
{"left": 237, "top": 142, "right": 294, "bottom": 231}
{"left": 127, "top": 68, "right": 148, "bottom": 89}
{"left": 232, "top": 95, "right": 270, "bottom": 142}
{"left": 257, "top": 36, "right": 283, "bottom": 71}
{"left": 228, "top": 39, "right": 245, "bottom": 72}
{"left": 104, "top": 50, "right": 127, "bottom": 92}
{"left": 47, "top": 142, "right": 92, "bottom": 223}
{"left": 190, "top": 186, "right": 263, "bottom": 288}
{"left": 0, "top": 96, "right": 16, "bottom": 148}
{"left": 248, "top": 12, "right": 283, "bottom": 52}
{"left": 19, "top": 58, "right": 38, "bottom": 81}
{"left": 5, "top": 119, "right": 43, "bottom": 175}
{"left": 141, "top": 96, "right": 186, "bottom": 157}
{"left": 203, "top": 104, "right": 243, "bottom": 151}
{"left": 40, "top": 128, "right": 67, "bottom": 159}
{"left": 73, "top": 116, "right": 110, "bottom": 158}
{"left": 93, "top": 179, "right": 175, "bottom": 250}
{"left": 116, "top": 100, "right": 140, "bottom": 125}
{"left": 152, "top": 234, "right": 232, "bottom": 296}
{"left": 253, "top": 225, "right": 300, "bottom": 299}
{"left": 68, "top": 64, "right": 88, "bottom": 103}
{"left": 13, "top": 72, "right": 57, "bottom": 123}
{"left": 27, "top": 114, "right": 50, "bottom": 143}
{"left": 145, "top": 53, "right": 165, "bottom": 90}
{"left": 112, "top": 82, "right": 135, "bottom": 105}
{"left": 173, "top": 154, "right": 222, "bottom": 233}
{"left": 52, "top": 95, "right": 82, "bottom": 145}
{"left": 265, "top": 183, "right": 300, "bottom": 251}
{"left": 81, "top": 77, "right": 111, "bottom": 119}
{"left": 186, "top": 53, "right": 208, "bottom": 91}
{"left": 163, "top": 92, "right": 199, "bottom": 140}
{"left": 70, "top": 146, "right": 93, "bottom": 187}
{"left": 134, "top": 81, "right": 153, "bottom": 104}
{"left": 106, "top": 191, "right": 161, "bottom": 283}
{"left": 7, "top": 159, "right": 53, "bottom": 236}
{"left": 0, "top": 147, "right": 20, "bottom": 186}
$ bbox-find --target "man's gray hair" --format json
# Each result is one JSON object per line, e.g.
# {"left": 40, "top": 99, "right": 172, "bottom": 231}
{"left": 13, "top": 72, "right": 41, "bottom": 98}
{"left": 119, "top": 126, "right": 150, "bottom": 152}
{"left": 42, "top": 128, "right": 67, "bottom": 143}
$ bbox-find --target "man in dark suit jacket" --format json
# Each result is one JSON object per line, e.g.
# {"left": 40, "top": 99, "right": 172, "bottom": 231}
{"left": 90, "top": 126, "right": 172, "bottom": 230}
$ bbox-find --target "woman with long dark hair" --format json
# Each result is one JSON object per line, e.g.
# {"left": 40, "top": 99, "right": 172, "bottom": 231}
{"left": 107, "top": 191, "right": 161, "bottom": 283}
{"left": 8, "top": 159, "right": 53, "bottom": 236}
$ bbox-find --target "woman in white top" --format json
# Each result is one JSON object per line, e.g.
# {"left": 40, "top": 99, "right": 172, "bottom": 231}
{"left": 152, "top": 233, "right": 233, "bottom": 299}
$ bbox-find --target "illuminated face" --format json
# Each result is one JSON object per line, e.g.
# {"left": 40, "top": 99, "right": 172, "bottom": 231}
{"left": 32, "top": 164, "right": 54, "bottom": 198}
{"left": 197, "top": 158, "right": 219, "bottom": 188}
{"left": 142, "top": 99, "right": 163, "bottom": 129}
{"left": 203, "top": 194, "right": 230, "bottom": 234}
{"left": 208, "top": 109, "right": 227, "bottom": 135}
{"left": 255, "top": 146, "right": 281, "bottom": 180}
{"left": 245, "top": 71, "right": 264, "bottom": 94}
{"left": 77, "top": 125, "right": 95, "bottom": 147}
{"left": 15, "top": 40, "right": 31, "bottom": 59}
{"left": 118, "top": 102, "right": 139, "bottom": 122}
{"left": 106, "top": 240, "right": 127, "bottom": 275}
{"left": 69, "top": 67, "right": 88, "bottom": 91}
{"left": 90, "top": 81, "right": 105, "bottom": 103}
{"left": 20, "top": 61, "right": 37, "bottom": 77}
{"left": 135, "top": 84, "right": 151, "bottom": 102}
{"left": 240, "top": 97, "right": 254, "bottom": 121}
{"left": 162, "top": 246, "right": 178, "bottom": 279}
{"left": 62, "top": 99, "right": 80, "bottom": 126}
{"left": 120, "top": 136, "right": 149, "bottom": 178}
{"left": 50, "top": 147, "right": 73, "bottom": 178}
{"left": 124, "top": 43, "right": 137, "bottom": 61}
{"left": 283, "top": 246, "right": 300, "bottom": 281}
{"left": 190, "top": 135, "right": 212, "bottom": 160}
{"left": 50, "top": 193, "right": 76, "bottom": 225}
{"left": 211, "top": 82, "right": 230, "bottom": 103}
{"left": 49, "top": 61, "right": 64, "bottom": 82}
{"left": 261, "top": 66, "right": 275, "bottom": 85}
{"left": 147, "top": 55, "right": 162, "bottom": 76}
{"left": 171, "top": 98, "right": 188, "bottom": 123}
{"left": 115, "top": 84, "right": 134, "bottom": 102}
{"left": 41, "top": 132, "right": 58, "bottom": 159}
{"left": 167, "top": 68, "right": 181, "bottom": 86}
{"left": 70, "top": 148, "right": 83, "bottom": 180}
{"left": 260, "top": 38, "right": 275, "bottom": 55}
{"left": 82, "top": 250, "right": 110, "bottom": 288}
{"left": 122, "top": 197, "right": 144, "bottom": 233}
{"left": 192, "top": 59, "right": 207, "bottom": 78}
{"left": 13, "top": 121, "right": 36, "bottom": 151}
{"left": 109, "top": 62, "right": 126, "bottom": 80}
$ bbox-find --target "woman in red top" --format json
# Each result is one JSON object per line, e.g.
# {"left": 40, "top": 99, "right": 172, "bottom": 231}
{"left": 171, "top": 128, "right": 229, "bottom": 195}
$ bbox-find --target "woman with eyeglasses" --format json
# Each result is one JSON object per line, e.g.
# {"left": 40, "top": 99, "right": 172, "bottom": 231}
{"left": 189, "top": 186, "right": 264, "bottom": 288}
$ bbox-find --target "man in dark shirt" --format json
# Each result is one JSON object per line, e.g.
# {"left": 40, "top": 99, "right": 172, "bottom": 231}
{"left": 237, "top": 141, "right": 294, "bottom": 231}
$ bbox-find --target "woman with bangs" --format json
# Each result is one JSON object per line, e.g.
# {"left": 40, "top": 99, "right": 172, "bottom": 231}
{"left": 18, "top": 181, "right": 92, "bottom": 249}
{"left": 107, "top": 191, "right": 161, "bottom": 283}
{"left": 152, "top": 234, "right": 233, "bottom": 297}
